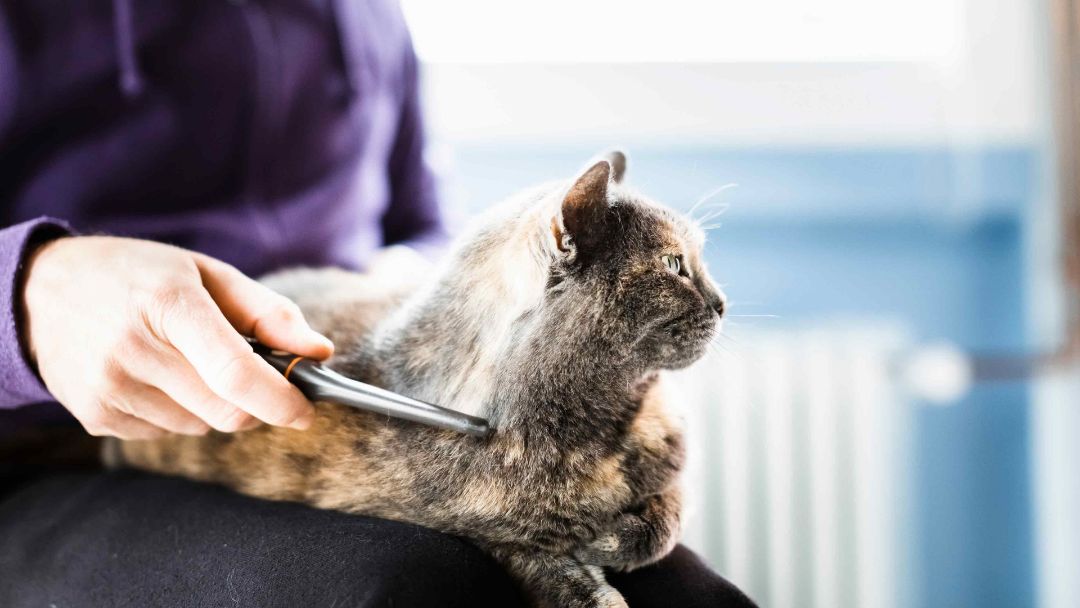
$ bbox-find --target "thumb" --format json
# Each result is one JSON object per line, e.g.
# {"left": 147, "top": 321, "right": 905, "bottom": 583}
{"left": 192, "top": 254, "right": 334, "bottom": 360}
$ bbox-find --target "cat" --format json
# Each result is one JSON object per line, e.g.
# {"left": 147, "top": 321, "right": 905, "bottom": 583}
{"left": 106, "top": 151, "right": 726, "bottom": 608}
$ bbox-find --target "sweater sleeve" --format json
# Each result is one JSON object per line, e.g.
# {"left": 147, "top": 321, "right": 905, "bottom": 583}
{"left": 0, "top": 217, "right": 72, "bottom": 409}
{"left": 379, "top": 35, "right": 451, "bottom": 260}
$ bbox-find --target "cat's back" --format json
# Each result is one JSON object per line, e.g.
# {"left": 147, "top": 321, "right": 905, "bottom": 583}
{"left": 260, "top": 266, "right": 417, "bottom": 353}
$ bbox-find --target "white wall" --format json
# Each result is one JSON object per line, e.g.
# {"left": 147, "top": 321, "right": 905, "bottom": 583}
{"left": 414, "top": 0, "right": 1041, "bottom": 147}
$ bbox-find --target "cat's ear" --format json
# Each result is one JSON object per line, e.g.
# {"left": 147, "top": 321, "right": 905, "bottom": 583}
{"left": 604, "top": 150, "right": 627, "bottom": 183}
{"left": 553, "top": 160, "right": 612, "bottom": 254}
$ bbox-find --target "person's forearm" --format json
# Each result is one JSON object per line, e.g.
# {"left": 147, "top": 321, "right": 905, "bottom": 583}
{"left": 0, "top": 216, "right": 72, "bottom": 409}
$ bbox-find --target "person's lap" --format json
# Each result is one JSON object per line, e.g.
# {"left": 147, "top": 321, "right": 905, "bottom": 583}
{"left": 0, "top": 470, "right": 756, "bottom": 607}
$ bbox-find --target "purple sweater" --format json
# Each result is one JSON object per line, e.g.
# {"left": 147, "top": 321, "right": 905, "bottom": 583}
{"left": 0, "top": 0, "right": 446, "bottom": 432}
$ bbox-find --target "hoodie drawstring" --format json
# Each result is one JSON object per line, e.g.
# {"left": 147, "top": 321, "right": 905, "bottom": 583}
{"left": 112, "top": 0, "right": 145, "bottom": 98}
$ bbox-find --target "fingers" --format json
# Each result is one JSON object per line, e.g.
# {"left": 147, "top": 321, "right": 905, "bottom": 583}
{"left": 156, "top": 287, "right": 315, "bottom": 430}
{"left": 114, "top": 383, "right": 213, "bottom": 436}
{"left": 83, "top": 408, "right": 166, "bottom": 441}
{"left": 123, "top": 348, "right": 260, "bottom": 433}
{"left": 193, "top": 254, "right": 334, "bottom": 360}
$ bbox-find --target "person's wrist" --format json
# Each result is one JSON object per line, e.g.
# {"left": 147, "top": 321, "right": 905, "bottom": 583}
{"left": 19, "top": 235, "right": 73, "bottom": 367}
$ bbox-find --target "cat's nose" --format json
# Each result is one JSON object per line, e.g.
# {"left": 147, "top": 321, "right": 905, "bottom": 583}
{"left": 708, "top": 293, "right": 725, "bottom": 319}
{"left": 700, "top": 280, "right": 726, "bottom": 318}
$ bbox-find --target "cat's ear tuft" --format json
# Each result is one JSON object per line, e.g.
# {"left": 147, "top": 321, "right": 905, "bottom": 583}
{"left": 555, "top": 160, "right": 612, "bottom": 254}
{"left": 604, "top": 150, "right": 627, "bottom": 183}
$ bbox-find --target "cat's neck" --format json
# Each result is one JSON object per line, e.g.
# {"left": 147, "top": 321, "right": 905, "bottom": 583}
{"left": 370, "top": 231, "right": 648, "bottom": 438}
{"left": 377, "top": 302, "right": 648, "bottom": 439}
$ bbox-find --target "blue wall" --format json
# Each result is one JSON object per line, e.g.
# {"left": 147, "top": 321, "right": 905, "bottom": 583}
{"left": 444, "top": 144, "right": 1036, "bottom": 608}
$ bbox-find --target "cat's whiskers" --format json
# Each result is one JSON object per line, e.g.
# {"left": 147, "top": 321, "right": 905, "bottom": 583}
{"left": 706, "top": 340, "right": 733, "bottom": 359}
{"left": 695, "top": 204, "right": 731, "bottom": 227}
{"left": 701, "top": 322, "right": 743, "bottom": 362}
{"left": 726, "top": 314, "right": 780, "bottom": 319}
{"left": 724, "top": 299, "right": 769, "bottom": 308}
{"left": 717, "top": 336, "right": 741, "bottom": 351}
{"left": 723, "top": 300, "right": 780, "bottom": 325}
{"left": 703, "top": 240, "right": 723, "bottom": 258}
{"left": 686, "top": 184, "right": 738, "bottom": 222}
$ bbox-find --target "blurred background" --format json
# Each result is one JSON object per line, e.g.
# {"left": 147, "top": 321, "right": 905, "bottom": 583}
{"left": 400, "top": 1, "right": 1080, "bottom": 607}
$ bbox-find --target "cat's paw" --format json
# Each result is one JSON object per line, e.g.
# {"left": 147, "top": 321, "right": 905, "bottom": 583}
{"left": 574, "top": 510, "right": 678, "bottom": 571}
{"left": 539, "top": 588, "right": 627, "bottom": 608}
{"left": 593, "top": 585, "right": 630, "bottom": 608}
{"left": 543, "top": 569, "right": 627, "bottom": 608}
{"left": 575, "top": 529, "right": 629, "bottom": 566}
{"left": 574, "top": 519, "right": 637, "bottom": 569}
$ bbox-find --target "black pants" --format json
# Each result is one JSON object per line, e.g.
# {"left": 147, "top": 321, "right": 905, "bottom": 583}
{"left": 0, "top": 471, "right": 757, "bottom": 607}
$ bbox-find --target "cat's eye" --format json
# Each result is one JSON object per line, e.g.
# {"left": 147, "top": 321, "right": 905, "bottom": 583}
{"left": 662, "top": 254, "right": 682, "bottom": 275}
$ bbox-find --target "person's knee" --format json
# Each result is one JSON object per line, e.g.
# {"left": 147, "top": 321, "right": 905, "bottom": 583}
{"left": 347, "top": 542, "right": 524, "bottom": 608}
{"left": 255, "top": 520, "right": 525, "bottom": 608}
{"left": 608, "top": 545, "right": 759, "bottom": 608}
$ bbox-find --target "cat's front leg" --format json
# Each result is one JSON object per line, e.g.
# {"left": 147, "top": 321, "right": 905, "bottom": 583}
{"left": 489, "top": 546, "right": 627, "bottom": 608}
{"left": 574, "top": 486, "right": 682, "bottom": 572}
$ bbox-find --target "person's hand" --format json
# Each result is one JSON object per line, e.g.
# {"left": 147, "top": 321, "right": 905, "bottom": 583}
{"left": 21, "top": 236, "right": 334, "bottom": 440}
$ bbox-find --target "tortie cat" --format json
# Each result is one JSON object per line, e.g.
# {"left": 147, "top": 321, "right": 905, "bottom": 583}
{"left": 107, "top": 151, "right": 726, "bottom": 608}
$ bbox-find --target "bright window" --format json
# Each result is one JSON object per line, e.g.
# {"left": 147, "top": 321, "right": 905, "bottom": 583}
{"left": 401, "top": 0, "right": 962, "bottom": 64}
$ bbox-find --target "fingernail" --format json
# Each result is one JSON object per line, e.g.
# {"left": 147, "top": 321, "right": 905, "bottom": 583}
{"left": 289, "top": 411, "right": 314, "bottom": 431}
{"left": 310, "top": 331, "right": 334, "bottom": 355}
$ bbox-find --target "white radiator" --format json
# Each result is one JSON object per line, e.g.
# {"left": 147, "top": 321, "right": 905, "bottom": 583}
{"left": 672, "top": 326, "right": 915, "bottom": 608}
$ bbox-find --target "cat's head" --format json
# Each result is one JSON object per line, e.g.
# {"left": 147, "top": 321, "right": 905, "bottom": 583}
{"left": 381, "top": 151, "right": 724, "bottom": 414}
{"left": 533, "top": 151, "right": 726, "bottom": 370}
